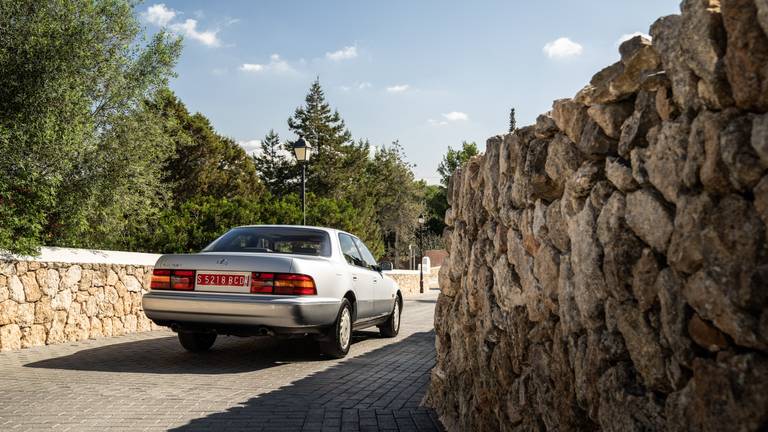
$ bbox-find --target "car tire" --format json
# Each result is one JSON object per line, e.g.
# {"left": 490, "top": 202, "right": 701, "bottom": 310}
{"left": 378, "top": 297, "right": 401, "bottom": 338}
{"left": 178, "top": 331, "right": 217, "bottom": 352}
{"left": 321, "top": 299, "right": 353, "bottom": 359}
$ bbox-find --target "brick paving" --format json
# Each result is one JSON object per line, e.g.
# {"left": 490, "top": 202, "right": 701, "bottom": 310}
{"left": 0, "top": 290, "right": 443, "bottom": 431}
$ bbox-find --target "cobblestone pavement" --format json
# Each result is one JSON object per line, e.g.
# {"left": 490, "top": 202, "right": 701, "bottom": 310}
{"left": 0, "top": 290, "right": 443, "bottom": 431}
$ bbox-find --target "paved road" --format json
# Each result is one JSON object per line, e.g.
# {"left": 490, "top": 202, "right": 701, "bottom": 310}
{"left": 0, "top": 290, "right": 443, "bottom": 431}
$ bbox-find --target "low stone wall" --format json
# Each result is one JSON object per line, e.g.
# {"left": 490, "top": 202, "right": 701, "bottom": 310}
{"left": 0, "top": 247, "right": 440, "bottom": 351}
{"left": 0, "top": 248, "right": 160, "bottom": 351}
{"left": 384, "top": 267, "right": 439, "bottom": 297}
{"left": 426, "top": 1, "right": 768, "bottom": 430}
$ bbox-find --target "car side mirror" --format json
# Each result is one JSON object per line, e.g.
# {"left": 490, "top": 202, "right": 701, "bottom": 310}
{"left": 379, "top": 261, "right": 393, "bottom": 271}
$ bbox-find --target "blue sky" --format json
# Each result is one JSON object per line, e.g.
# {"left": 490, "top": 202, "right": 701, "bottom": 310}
{"left": 141, "top": 1, "right": 679, "bottom": 184}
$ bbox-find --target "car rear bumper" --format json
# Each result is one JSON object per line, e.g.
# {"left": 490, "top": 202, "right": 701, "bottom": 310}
{"left": 142, "top": 291, "right": 341, "bottom": 331}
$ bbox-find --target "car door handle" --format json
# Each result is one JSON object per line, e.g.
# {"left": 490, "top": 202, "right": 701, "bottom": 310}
{"left": 352, "top": 275, "right": 358, "bottom": 280}
{"left": 373, "top": 278, "right": 378, "bottom": 283}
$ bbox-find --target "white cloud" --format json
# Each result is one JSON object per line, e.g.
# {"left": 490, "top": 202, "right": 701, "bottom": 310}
{"left": 239, "top": 54, "right": 297, "bottom": 75}
{"left": 428, "top": 111, "right": 469, "bottom": 127}
{"left": 543, "top": 37, "right": 583, "bottom": 59}
{"left": 442, "top": 111, "right": 468, "bottom": 122}
{"left": 386, "top": 84, "right": 410, "bottom": 93}
{"left": 143, "top": 4, "right": 221, "bottom": 47}
{"left": 427, "top": 119, "right": 449, "bottom": 127}
{"left": 326, "top": 45, "right": 358, "bottom": 61}
{"left": 616, "top": 32, "right": 652, "bottom": 46}
{"left": 340, "top": 82, "right": 372, "bottom": 91}
{"left": 170, "top": 19, "right": 220, "bottom": 47}
{"left": 238, "top": 140, "right": 262, "bottom": 155}
{"left": 240, "top": 64, "right": 264, "bottom": 72}
{"left": 144, "top": 4, "right": 176, "bottom": 26}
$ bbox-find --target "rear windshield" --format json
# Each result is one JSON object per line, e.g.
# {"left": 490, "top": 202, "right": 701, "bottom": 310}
{"left": 202, "top": 227, "right": 332, "bottom": 257}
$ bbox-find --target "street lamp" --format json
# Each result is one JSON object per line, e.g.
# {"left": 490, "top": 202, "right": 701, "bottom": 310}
{"left": 292, "top": 137, "right": 312, "bottom": 225}
{"left": 418, "top": 214, "right": 425, "bottom": 293}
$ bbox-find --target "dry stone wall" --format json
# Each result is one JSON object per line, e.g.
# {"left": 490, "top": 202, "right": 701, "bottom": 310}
{"left": 426, "top": 1, "right": 768, "bottom": 430}
{"left": 0, "top": 250, "right": 160, "bottom": 351}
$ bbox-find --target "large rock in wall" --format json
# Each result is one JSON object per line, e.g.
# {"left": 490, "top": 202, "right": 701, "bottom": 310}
{"left": 426, "top": 1, "right": 768, "bottom": 430}
{"left": 0, "top": 260, "right": 158, "bottom": 351}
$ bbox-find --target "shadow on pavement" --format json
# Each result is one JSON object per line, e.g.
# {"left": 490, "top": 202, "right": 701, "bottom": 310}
{"left": 24, "top": 331, "right": 385, "bottom": 375}
{"left": 170, "top": 331, "right": 443, "bottom": 432}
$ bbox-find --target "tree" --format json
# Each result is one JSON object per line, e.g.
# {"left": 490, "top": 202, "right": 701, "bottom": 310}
{"left": 146, "top": 89, "right": 264, "bottom": 202}
{"left": 77, "top": 101, "right": 175, "bottom": 250}
{"left": 367, "top": 141, "right": 424, "bottom": 266}
{"left": 284, "top": 79, "right": 383, "bottom": 255}
{"left": 253, "top": 130, "right": 292, "bottom": 197}
{"left": 287, "top": 78, "right": 363, "bottom": 199}
{"left": 424, "top": 184, "right": 448, "bottom": 236}
{"left": 0, "top": 0, "right": 181, "bottom": 254}
{"left": 437, "top": 141, "right": 479, "bottom": 187}
{"left": 509, "top": 108, "right": 517, "bottom": 133}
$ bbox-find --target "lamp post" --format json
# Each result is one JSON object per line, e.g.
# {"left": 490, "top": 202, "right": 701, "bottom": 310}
{"left": 292, "top": 137, "right": 312, "bottom": 225}
{"left": 418, "top": 214, "right": 425, "bottom": 293}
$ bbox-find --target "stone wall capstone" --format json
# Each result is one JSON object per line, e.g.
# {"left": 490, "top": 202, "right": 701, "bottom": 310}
{"left": 0, "top": 248, "right": 161, "bottom": 351}
{"left": 425, "top": 1, "right": 768, "bottom": 430}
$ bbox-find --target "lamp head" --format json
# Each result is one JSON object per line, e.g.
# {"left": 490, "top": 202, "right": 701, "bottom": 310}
{"left": 292, "top": 137, "right": 312, "bottom": 162}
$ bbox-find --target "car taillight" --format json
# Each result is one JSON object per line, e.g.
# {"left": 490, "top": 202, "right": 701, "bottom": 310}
{"left": 171, "top": 270, "right": 195, "bottom": 290}
{"left": 250, "top": 273, "right": 274, "bottom": 294}
{"left": 275, "top": 274, "right": 316, "bottom": 295}
{"left": 250, "top": 273, "right": 316, "bottom": 295}
{"left": 151, "top": 269, "right": 195, "bottom": 290}
{"left": 151, "top": 269, "right": 170, "bottom": 289}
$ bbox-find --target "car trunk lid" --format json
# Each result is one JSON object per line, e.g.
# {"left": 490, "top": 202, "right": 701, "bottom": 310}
{"left": 154, "top": 253, "right": 295, "bottom": 294}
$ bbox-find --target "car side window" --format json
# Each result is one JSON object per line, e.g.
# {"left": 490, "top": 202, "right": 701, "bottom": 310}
{"left": 338, "top": 234, "right": 366, "bottom": 267}
{"left": 353, "top": 237, "right": 377, "bottom": 269}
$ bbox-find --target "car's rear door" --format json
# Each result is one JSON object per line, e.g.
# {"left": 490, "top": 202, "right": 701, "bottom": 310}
{"left": 352, "top": 237, "right": 391, "bottom": 317}
{"left": 338, "top": 233, "right": 374, "bottom": 319}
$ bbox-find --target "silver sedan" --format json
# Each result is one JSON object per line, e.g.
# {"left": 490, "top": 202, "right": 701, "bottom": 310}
{"left": 142, "top": 225, "right": 402, "bottom": 358}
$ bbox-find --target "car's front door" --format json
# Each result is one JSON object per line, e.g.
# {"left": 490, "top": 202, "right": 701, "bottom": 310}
{"left": 352, "top": 237, "right": 391, "bottom": 317}
{"left": 338, "top": 233, "right": 374, "bottom": 320}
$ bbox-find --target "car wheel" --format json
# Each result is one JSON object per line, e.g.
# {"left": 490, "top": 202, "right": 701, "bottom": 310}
{"left": 378, "top": 297, "right": 401, "bottom": 338}
{"left": 321, "top": 299, "right": 352, "bottom": 359}
{"left": 178, "top": 331, "right": 217, "bottom": 352}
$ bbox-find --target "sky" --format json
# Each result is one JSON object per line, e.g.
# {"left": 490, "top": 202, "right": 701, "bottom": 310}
{"left": 140, "top": 1, "right": 680, "bottom": 184}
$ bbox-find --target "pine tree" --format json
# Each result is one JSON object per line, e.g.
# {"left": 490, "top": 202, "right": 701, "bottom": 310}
{"left": 286, "top": 78, "right": 359, "bottom": 198}
{"left": 509, "top": 107, "right": 517, "bottom": 133}
{"left": 253, "top": 129, "right": 291, "bottom": 197}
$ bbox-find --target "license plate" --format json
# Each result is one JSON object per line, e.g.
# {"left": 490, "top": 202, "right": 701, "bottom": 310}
{"left": 195, "top": 272, "right": 250, "bottom": 293}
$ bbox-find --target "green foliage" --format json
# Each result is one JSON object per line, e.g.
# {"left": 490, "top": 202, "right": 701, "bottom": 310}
{"left": 253, "top": 129, "right": 293, "bottom": 197}
{"left": 75, "top": 102, "right": 175, "bottom": 250}
{"left": 147, "top": 89, "right": 264, "bottom": 202}
{"left": 509, "top": 107, "right": 517, "bottom": 133}
{"left": 0, "top": 6, "right": 428, "bottom": 264}
{"left": 282, "top": 80, "right": 385, "bottom": 257}
{"left": 437, "top": 141, "right": 479, "bottom": 187}
{"left": 424, "top": 184, "right": 448, "bottom": 235}
{"left": 140, "top": 193, "right": 383, "bottom": 255}
{"left": 367, "top": 141, "right": 424, "bottom": 265}
{"left": 0, "top": 0, "right": 181, "bottom": 254}
{"left": 287, "top": 78, "right": 362, "bottom": 199}
{"left": 426, "top": 141, "right": 481, "bottom": 249}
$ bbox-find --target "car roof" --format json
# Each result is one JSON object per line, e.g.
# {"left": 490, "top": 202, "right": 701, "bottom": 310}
{"left": 234, "top": 224, "right": 351, "bottom": 237}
